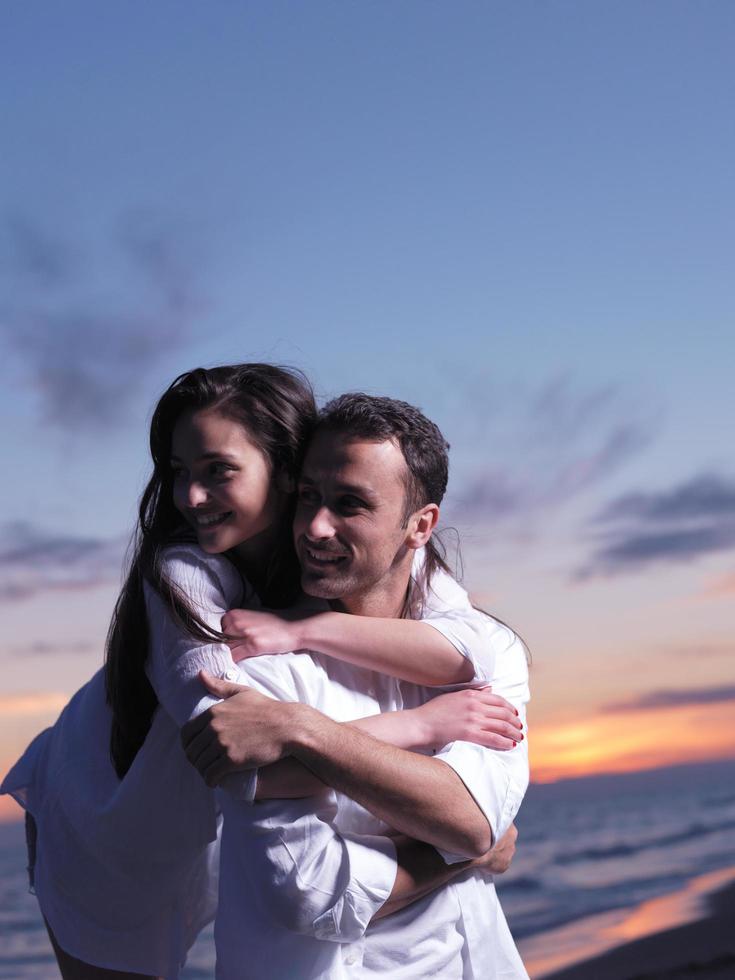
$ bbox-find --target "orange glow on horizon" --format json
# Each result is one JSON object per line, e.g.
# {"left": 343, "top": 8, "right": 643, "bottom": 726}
{"left": 530, "top": 700, "right": 735, "bottom": 782}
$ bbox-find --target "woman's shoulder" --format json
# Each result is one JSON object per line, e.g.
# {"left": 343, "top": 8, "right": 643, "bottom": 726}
{"left": 157, "top": 542, "right": 250, "bottom": 608}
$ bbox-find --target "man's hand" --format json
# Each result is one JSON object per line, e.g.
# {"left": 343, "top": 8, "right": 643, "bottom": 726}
{"left": 181, "top": 671, "right": 302, "bottom": 786}
{"left": 221, "top": 608, "right": 304, "bottom": 661}
{"left": 471, "top": 824, "right": 518, "bottom": 876}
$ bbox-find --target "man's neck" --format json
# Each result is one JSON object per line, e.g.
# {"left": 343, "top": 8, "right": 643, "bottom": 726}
{"left": 331, "top": 560, "right": 413, "bottom": 619}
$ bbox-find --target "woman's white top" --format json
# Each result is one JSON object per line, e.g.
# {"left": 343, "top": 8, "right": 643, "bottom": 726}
{"left": 0, "top": 544, "right": 496, "bottom": 978}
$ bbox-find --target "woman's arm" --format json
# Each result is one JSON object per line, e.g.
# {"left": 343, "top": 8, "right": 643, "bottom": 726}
{"left": 223, "top": 608, "right": 474, "bottom": 686}
{"left": 254, "top": 687, "right": 523, "bottom": 800}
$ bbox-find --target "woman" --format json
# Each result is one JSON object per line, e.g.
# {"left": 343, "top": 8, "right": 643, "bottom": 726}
{"left": 2, "top": 364, "right": 522, "bottom": 979}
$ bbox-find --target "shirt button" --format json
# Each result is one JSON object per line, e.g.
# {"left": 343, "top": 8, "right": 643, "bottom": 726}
{"left": 223, "top": 668, "right": 239, "bottom": 681}
{"left": 344, "top": 952, "right": 357, "bottom": 966}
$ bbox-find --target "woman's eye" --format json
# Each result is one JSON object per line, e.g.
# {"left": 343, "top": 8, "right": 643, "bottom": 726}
{"left": 209, "top": 462, "right": 234, "bottom": 478}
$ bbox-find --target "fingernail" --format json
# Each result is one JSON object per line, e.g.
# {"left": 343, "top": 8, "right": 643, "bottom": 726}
{"left": 520, "top": 734, "right": 524, "bottom": 740}
{"left": 515, "top": 709, "right": 519, "bottom": 716}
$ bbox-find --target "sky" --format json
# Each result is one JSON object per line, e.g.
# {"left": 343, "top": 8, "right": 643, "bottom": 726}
{"left": 1, "top": 1, "right": 734, "bottom": 819}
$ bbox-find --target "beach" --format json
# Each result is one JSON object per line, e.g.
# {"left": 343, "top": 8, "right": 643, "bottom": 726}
{"left": 524, "top": 871, "right": 735, "bottom": 980}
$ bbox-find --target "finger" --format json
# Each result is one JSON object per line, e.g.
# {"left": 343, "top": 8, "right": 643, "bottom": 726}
{"left": 192, "top": 741, "right": 227, "bottom": 779}
{"left": 181, "top": 709, "right": 213, "bottom": 747}
{"left": 183, "top": 726, "right": 217, "bottom": 767}
{"left": 203, "top": 756, "right": 244, "bottom": 788}
{"left": 473, "top": 732, "right": 516, "bottom": 751}
{"left": 199, "top": 669, "right": 248, "bottom": 699}
{"left": 476, "top": 705, "right": 522, "bottom": 729}
{"left": 485, "top": 721, "right": 524, "bottom": 741}
{"left": 473, "top": 689, "right": 518, "bottom": 714}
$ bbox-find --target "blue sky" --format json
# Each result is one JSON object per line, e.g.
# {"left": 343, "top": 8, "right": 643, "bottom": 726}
{"left": 1, "top": 2, "right": 734, "bottom": 788}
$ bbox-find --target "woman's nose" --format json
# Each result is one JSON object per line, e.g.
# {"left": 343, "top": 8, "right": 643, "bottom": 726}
{"left": 186, "top": 480, "right": 209, "bottom": 508}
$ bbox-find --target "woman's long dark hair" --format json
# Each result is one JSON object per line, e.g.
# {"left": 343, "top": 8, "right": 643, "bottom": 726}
{"left": 104, "top": 364, "right": 317, "bottom": 778}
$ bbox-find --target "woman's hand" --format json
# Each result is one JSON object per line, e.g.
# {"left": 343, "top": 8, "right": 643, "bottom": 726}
{"left": 221, "top": 608, "right": 304, "bottom": 661}
{"left": 411, "top": 687, "right": 524, "bottom": 752}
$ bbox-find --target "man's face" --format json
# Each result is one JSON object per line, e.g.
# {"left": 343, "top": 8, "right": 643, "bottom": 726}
{"left": 293, "top": 429, "right": 414, "bottom": 607}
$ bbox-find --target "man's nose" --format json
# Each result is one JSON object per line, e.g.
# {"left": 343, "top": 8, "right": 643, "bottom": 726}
{"left": 305, "top": 506, "right": 336, "bottom": 540}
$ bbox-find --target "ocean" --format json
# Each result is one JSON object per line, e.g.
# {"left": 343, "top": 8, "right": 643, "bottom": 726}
{"left": 2, "top": 758, "right": 734, "bottom": 978}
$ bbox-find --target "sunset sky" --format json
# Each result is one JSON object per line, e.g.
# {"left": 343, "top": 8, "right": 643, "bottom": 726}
{"left": 1, "top": 2, "right": 734, "bottom": 819}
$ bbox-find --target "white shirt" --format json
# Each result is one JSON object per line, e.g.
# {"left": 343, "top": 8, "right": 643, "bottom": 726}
{"left": 0, "top": 544, "right": 524, "bottom": 978}
{"left": 215, "top": 566, "right": 531, "bottom": 979}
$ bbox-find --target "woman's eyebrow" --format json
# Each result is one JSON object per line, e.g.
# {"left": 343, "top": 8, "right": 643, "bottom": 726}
{"left": 169, "top": 452, "right": 239, "bottom": 463}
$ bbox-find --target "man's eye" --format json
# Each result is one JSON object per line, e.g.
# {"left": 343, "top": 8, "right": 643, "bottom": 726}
{"left": 340, "top": 496, "right": 365, "bottom": 511}
{"left": 298, "top": 487, "right": 319, "bottom": 504}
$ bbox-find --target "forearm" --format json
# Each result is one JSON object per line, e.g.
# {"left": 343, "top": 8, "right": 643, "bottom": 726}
{"left": 372, "top": 835, "right": 471, "bottom": 921}
{"left": 298, "top": 612, "right": 473, "bottom": 686}
{"left": 256, "top": 710, "right": 429, "bottom": 799}
{"left": 288, "top": 704, "right": 492, "bottom": 857}
{"left": 254, "top": 758, "right": 327, "bottom": 799}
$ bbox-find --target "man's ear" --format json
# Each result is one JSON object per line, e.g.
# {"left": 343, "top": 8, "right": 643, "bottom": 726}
{"left": 405, "top": 503, "right": 440, "bottom": 550}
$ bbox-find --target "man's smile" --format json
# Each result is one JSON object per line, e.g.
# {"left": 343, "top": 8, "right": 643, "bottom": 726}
{"left": 301, "top": 544, "right": 349, "bottom": 568}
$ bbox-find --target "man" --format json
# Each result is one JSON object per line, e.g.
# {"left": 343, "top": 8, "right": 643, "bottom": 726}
{"left": 183, "top": 394, "right": 530, "bottom": 978}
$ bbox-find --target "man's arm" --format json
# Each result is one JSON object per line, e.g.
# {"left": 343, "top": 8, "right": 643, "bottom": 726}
{"left": 183, "top": 673, "right": 492, "bottom": 857}
{"left": 375, "top": 825, "right": 517, "bottom": 921}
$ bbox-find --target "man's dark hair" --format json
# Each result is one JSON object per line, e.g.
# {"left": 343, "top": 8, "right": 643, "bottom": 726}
{"left": 316, "top": 393, "right": 452, "bottom": 600}
{"left": 317, "top": 393, "right": 450, "bottom": 523}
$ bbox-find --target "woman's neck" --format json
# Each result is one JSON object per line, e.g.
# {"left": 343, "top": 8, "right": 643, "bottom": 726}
{"left": 230, "top": 523, "right": 284, "bottom": 600}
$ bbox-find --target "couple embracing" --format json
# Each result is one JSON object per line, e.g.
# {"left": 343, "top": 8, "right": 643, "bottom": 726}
{"left": 2, "top": 363, "right": 530, "bottom": 979}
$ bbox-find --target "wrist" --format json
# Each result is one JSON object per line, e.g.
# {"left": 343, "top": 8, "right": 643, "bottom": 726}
{"left": 286, "top": 701, "right": 333, "bottom": 758}
{"left": 294, "top": 611, "right": 329, "bottom": 653}
{"left": 403, "top": 708, "right": 434, "bottom": 751}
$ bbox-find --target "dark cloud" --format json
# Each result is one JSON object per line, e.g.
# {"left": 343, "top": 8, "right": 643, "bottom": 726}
{"left": 6, "top": 640, "right": 96, "bottom": 657}
{"left": 0, "top": 522, "right": 125, "bottom": 602}
{"left": 603, "top": 685, "right": 735, "bottom": 713}
{"left": 2, "top": 212, "right": 76, "bottom": 287}
{"left": 578, "top": 473, "right": 735, "bottom": 577}
{"left": 446, "top": 376, "right": 653, "bottom": 524}
{"left": 2, "top": 210, "right": 207, "bottom": 430}
{"left": 10, "top": 310, "right": 185, "bottom": 427}
{"left": 597, "top": 474, "right": 735, "bottom": 524}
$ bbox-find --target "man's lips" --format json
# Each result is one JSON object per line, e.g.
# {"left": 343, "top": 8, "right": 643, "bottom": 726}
{"left": 300, "top": 544, "right": 349, "bottom": 567}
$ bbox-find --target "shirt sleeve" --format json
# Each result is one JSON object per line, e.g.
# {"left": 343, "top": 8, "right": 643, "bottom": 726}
{"left": 144, "top": 545, "right": 247, "bottom": 727}
{"left": 434, "top": 628, "right": 531, "bottom": 864}
{"left": 227, "top": 794, "right": 398, "bottom": 944}
{"left": 144, "top": 545, "right": 259, "bottom": 801}
{"left": 415, "top": 558, "right": 495, "bottom": 685}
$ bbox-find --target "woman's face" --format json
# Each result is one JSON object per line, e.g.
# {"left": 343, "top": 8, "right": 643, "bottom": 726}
{"left": 171, "top": 408, "right": 283, "bottom": 557}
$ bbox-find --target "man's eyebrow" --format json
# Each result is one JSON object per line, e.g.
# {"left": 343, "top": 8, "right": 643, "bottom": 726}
{"left": 299, "top": 473, "right": 378, "bottom": 501}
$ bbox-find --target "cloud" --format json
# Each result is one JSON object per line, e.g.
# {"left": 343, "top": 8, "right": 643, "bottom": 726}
{"left": 603, "top": 685, "right": 735, "bottom": 713}
{"left": 0, "top": 522, "right": 125, "bottom": 602}
{"left": 700, "top": 571, "right": 735, "bottom": 598}
{"left": 445, "top": 375, "right": 654, "bottom": 524}
{"left": 5, "top": 640, "right": 96, "bottom": 658}
{"left": 597, "top": 474, "right": 735, "bottom": 523}
{"left": 2, "top": 211, "right": 77, "bottom": 287}
{"left": 1, "top": 210, "right": 207, "bottom": 430}
{"left": 0, "top": 692, "right": 70, "bottom": 717}
{"left": 578, "top": 473, "right": 735, "bottom": 577}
